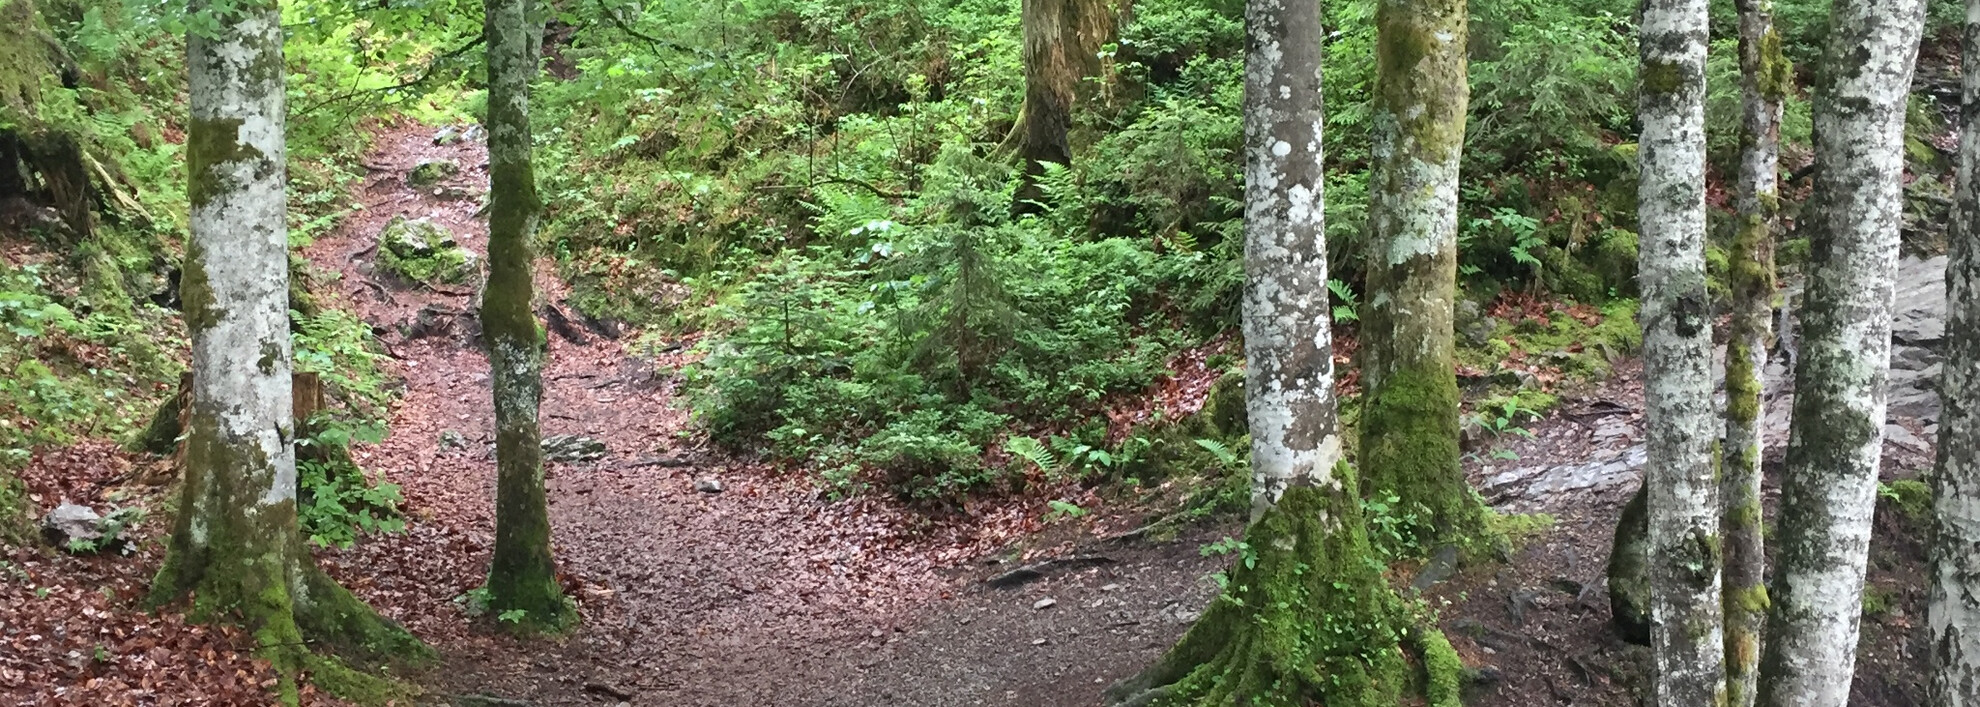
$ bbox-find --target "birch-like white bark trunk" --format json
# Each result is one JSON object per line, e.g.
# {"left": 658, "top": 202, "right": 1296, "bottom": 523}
{"left": 168, "top": 0, "right": 296, "bottom": 563}
{"left": 1240, "top": 0, "right": 1339, "bottom": 518}
{"left": 1758, "top": 2, "right": 1925, "bottom": 705}
{"left": 1636, "top": 0, "right": 1724, "bottom": 703}
{"left": 1930, "top": 1, "right": 1980, "bottom": 701}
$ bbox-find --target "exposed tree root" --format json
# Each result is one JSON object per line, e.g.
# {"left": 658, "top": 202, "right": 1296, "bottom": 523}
{"left": 1105, "top": 480, "right": 1463, "bottom": 707}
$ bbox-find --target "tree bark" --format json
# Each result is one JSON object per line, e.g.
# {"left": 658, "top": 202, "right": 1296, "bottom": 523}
{"left": 148, "top": 2, "right": 424, "bottom": 700}
{"left": 1358, "top": 0, "right": 1483, "bottom": 549}
{"left": 1723, "top": 2, "right": 1788, "bottom": 705}
{"left": 1101, "top": 2, "right": 1460, "bottom": 704}
{"left": 1930, "top": 2, "right": 1980, "bottom": 702}
{"left": 483, "top": 0, "right": 573, "bottom": 632}
{"left": 1637, "top": 0, "right": 1724, "bottom": 703}
{"left": 1004, "top": 0, "right": 1119, "bottom": 208}
{"left": 1756, "top": 1, "right": 1925, "bottom": 705}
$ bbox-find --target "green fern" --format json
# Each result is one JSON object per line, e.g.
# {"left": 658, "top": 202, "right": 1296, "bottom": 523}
{"left": 1004, "top": 436, "right": 1059, "bottom": 473}
{"left": 1327, "top": 278, "right": 1360, "bottom": 323}
{"left": 1194, "top": 437, "right": 1240, "bottom": 467}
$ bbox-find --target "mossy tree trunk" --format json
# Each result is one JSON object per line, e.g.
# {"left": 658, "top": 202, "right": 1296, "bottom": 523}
{"left": 1932, "top": 3, "right": 1980, "bottom": 700}
{"left": 148, "top": 4, "right": 425, "bottom": 702}
{"left": 1756, "top": 1, "right": 1925, "bottom": 705}
{"left": 1003, "top": 0, "right": 1119, "bottom": 208}
{"left": 1103, "top": 0, "right": 1459, "bottom": 703}
{"left": 1358, "top": 0, "right": 1484, "bottom": 551}
{"left": 1723, "top": 1, "right": 1788, "bottom": 704}
{"left": 482, "top": 0, "right": 573, "bottom": 632}
{"left": 1637, "top": 0, "right": 1725, "bottom": 703}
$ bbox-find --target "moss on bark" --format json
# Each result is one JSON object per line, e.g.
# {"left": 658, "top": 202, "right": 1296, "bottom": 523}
{"left": 1360, "top": 0, "right": 1485, "bottom": 552}
{"left": 1359, "top": 361, "right": 1485, "bottom": 551}
{"left": 481, "top": 0, "right": 574, "bottom": 634}
{"left": 150, "top": 412, "right": 430, "bottom": 706}
{"left": 1105, "top": 472, "right": 1451, "bottom": 707}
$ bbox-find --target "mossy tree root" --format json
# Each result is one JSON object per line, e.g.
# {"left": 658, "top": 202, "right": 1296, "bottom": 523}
{"left": 149, "top": 537, "right": 432, "bottom": 705}
{"left": 1105, "top": 484, "right": 1448, "bottom": 707}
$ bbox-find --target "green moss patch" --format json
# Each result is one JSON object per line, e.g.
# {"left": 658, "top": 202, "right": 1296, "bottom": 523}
{"left": 376, "top": 216, "right": 477, "bottom": 284}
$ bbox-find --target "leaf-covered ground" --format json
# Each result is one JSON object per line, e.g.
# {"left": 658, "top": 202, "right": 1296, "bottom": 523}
{"left": 1, "top": 121, "right": 1939, "bottom": 706}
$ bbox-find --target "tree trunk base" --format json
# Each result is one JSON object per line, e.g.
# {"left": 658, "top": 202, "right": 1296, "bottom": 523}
{"left": 1105, "top": 482, "right": 1463, "bottom": 707}
{"left": 150, "top": 542, "right": 432, "bottom": 705}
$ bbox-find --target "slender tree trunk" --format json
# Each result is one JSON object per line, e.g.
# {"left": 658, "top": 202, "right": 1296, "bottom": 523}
{"left": 148, "top": 2, "right": 424, "bottom": 700}
{"left": 483, "top": 0, "right": 573, "bottom": 631}
{"left": 1929, "top": 2, "right": 1980, "bottom": 701}
{"left": 1723, "top": 2, "right": 1788, "bottom": 704}
{"left": 1637, "top": 0, "right": 1724, "bottom": 703}
{"left": 1359, "top": 0, "right": 1482, "bottom": 549}
{"left": 1101, "top": 3, "right": 1461, "bottom": 704}
{"left": 1756, "top": 2, "right": 1925, "bottom": 704}
{"left": 1004, "top": 0, "right": 1119, "bottom": 207}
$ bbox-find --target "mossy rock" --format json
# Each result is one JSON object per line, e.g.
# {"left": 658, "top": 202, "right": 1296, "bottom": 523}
{"left": 1606, "top": 483, "right": 1650, "bottom": 645}
{"left": 1198, "top": 371, "right": 1247, "bottom": 439}
{"left": 376, "top": 216, "right": 477, "bottom": 284}
{"left": 406, "top": 159, "right": 459, "bottom": 186}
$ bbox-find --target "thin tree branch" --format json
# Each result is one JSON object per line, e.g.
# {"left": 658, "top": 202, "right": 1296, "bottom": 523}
{"left": 295, "top": 35, "right": 485, "bottom": 117}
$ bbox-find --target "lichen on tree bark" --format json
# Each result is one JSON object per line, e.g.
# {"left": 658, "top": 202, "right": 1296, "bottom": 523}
{"left": 1103, "top": 0, "right": 1459, "bottom": 703}
{"left": 148, "top": 3, "right": 427, "bottom": 701}
{"left": 1756, "top": 1, "right": 1925, "bottom": 705}
{"left": 481, "top": 0, "right": 574, "bottom": 632}
{"left": 1929, "top": 1, "right": 1980, "bottom": 702}
{"left": 1636, "top": 0, "right": 1725, "bottom": 703}
{"left": 1723, "top": 2, "right": 1786, "bottom": 705}
{"left": 1359, "top": 0, "right": 1484, "bottom": 551}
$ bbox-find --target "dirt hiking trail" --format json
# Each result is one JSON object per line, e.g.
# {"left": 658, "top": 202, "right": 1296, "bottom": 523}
{"left": 296, "top": 121, "right": 1933, "bottom": 707}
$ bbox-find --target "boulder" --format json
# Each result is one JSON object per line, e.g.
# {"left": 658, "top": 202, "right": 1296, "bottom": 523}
{"left": 378, "top": 217, "right": 477, "bottom": 284}
{"left": 40, "top": 503, "right": 103, "bottom": 549}
{"left": 407, "top": 158, "right": 459, "bottom": 186}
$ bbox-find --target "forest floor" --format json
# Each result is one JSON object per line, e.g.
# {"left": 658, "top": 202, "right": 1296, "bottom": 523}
{"left": 0, "top": 120, "right": 1940, "bottom": 706}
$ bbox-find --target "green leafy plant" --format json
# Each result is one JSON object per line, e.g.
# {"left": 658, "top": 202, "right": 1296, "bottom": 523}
{"left": 1327, "top": 279, "right": 1361, "bottom": 323}
{"left": 1045, "top": 499, "right": 1087, "bottom": 521}
{"left": 295, "top": 419, "right": 406, "bottom": 548}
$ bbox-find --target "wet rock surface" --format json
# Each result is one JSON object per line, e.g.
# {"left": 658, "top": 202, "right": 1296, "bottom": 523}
{"left": 1483, "top": 255, "right": 1948, "bottom": 509}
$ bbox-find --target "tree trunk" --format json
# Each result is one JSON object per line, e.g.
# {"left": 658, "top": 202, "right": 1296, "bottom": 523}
{"left": 1101, "top": 1, "right": 1460, "bottom": 704}
{"left": 1004, "top": 0, "right": 1119, "bottom": 208}
{"left": 1723, "top": 1, "right": 1788, "bottom": 704}
{"left": 1929, "top": 2, "right": 1980, "bottom": 702}
{"left": 1756, "top": 1, "right": 1925, "bottom": 705}
{"left": 1358, "top": 0, "right": 1483, "bottom": 550}
{"left": 1637, "top": 0, "right": 1725, "bottom": 703}
{"left": 148, "top": 3, "right": 424, "bottom": 701}
{"left": 483, "top": 0, "right": 573, "bottom": 632}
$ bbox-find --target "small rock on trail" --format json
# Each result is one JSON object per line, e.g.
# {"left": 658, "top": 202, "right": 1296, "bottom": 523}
{"left": 40, "top": 503, "right": 103, "bottom": 549}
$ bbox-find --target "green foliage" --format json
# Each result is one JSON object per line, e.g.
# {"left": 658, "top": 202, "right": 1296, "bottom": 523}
{"left": 293, "top": 307, "right": 397, "bottom": 419}
{"left": 296, "top": 419, "right": 406, "bottom": 549}
{"left": 63, "top": 506, "right": 142, "bottom": 554}
{"left": 0, "top": 261, "right": 178, "bottom": 467}
{"left": 1877, "top": 479, "right": 1932, "bottom": 523}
